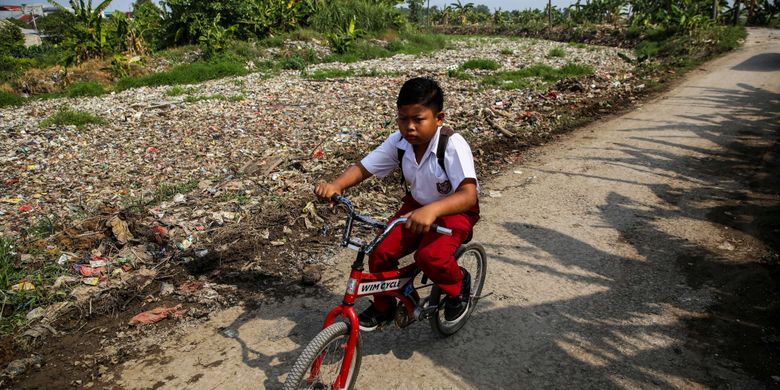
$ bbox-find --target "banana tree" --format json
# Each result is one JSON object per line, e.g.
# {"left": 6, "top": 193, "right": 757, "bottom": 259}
{"left": 450, "top": 0, "right": 474, "bottom": 25}
{"left": 47, "top": 0, "right": 113, "bottom": 64}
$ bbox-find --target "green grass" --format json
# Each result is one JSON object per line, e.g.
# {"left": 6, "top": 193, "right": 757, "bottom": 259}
{"left": 0, "top": 236, "right": 69, "bottom": 335}
{"left": 116, "top": 58, "right": 249, "bottom": 91}
{"left": 154, "top": 179, "right": 199, "bottom": 204}
{"left": 447, "top": 69, "right": 475, "bottom": 81}
{"left": 482, "top": 63, "right": 594, "bottom": 90}
{"left": 0, "top": 90, "right": 25, "bottom": 108}
{"left": 65, "top": 81, "right": 106, "bottom": 97}
{"left": 218, "top": 191, "right": 250, "bottom": 205}
{"left": 568, "top": 42, "right": 588, "bottom": 49}
{"left": 166, "top": 85, "right": 198, "bottom": 96}
{"left": 39, "top": 107, "right": 106, "bottom": 128}
{"left": 547, "top": 47, "right": 567, "bottom": 58}
{"left": 461, "top": 58, "right": 501, "bottom": 71}
{"left": 500, "top": 48, "right": 514, "bottom": 55}
{"left": 24, "top": 217, "right": 57, "bottom": 239}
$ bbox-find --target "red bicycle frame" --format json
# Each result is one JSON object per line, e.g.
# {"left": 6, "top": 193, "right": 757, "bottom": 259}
{"left": 306, "top": 195, "right": 451, "bottom": 388}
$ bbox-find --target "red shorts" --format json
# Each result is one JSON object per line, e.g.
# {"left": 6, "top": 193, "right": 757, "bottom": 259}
{"left": 368, "top": 193, "right": 480, "bottom": 312}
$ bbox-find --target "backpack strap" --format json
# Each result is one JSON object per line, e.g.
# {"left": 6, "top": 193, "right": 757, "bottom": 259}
{"left": 436, "top": 126, "right": 454, "bottom": 175}
{"left": 397, "top": 133, "right": 408, "bottom": 192}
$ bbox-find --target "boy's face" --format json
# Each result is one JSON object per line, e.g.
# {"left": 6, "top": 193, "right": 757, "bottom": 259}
{"left": 397, "top": 104, "right": 444, "bottom": 150}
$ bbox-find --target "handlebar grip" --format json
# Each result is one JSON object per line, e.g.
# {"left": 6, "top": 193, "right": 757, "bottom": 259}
{"left": 430, "top": 223, "right": 453, "bottom": 236}
{"left": 331, "top": 194, "right": 346, "bottom": 203}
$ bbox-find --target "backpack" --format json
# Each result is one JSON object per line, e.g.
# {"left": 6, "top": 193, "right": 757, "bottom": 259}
{"left": 396, "top": 126, "right": 455, "bottom": 192}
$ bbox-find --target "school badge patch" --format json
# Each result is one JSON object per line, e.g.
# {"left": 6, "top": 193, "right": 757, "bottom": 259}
{"left": 436, "top": 180, "right": 452, "bottom": 194}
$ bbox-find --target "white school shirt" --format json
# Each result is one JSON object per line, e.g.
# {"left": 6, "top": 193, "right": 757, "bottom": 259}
{"left": 360, "top": 127, "right": 479, "bottom": 205}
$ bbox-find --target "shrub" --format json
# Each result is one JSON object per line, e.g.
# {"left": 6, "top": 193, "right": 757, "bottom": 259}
{"left": 281, "top": 55, "right": 307, "bottom": 70}
{"left": 309, "top": 0, "right": 402, "bottom": 34}
{"left": 0, "top": 22, "right": 24, "bottom": 55}
{"left": 0, "top": 91, "right": 25, "bottom": 108}
{"left": 0, "top": 56, "right": 36, "bottom": 83}
{"left": 39, "top": 107, "right": 105, "bottom": 128}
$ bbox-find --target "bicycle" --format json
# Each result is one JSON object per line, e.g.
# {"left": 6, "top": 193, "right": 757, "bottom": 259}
{"left": 283, "top": 195, "right": 487, "bottom": 390}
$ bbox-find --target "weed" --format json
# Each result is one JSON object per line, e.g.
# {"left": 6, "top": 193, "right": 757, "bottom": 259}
{"left": 568, "top": 41, "right": 588, "bottom": 49}
{"left": 547, "top": 47, "right": 567, "bottom": 58}
{"left": 65, "top": 81, "right": 106, "bottom": 97}
{"left": 281, "top": 55, "right": 307, "bottom": 70}
{"left": 447, "top": 69, "right": 475, "bottom": 80}
{"left": 482, "top": 63, "right": 594, "bottom": 90}
{"left": 500, "top": 48, "right": 514, "bottom": 55}
{"left": 166, "top": 85, "right": 186, "bottom": 96}
{"left": 218, "top": 191, "right": 249, "bottom": 205}
{"left": 153, "top": 179, "right": 199, "bottom": 204}
{"left": 39, "top": 107, "right": 105, "bottom": 128}
{"left": 116, "top": 58, "right": 248, "bottom": 90}
{"left": 0, "top": 236, "right": 69, "bottom": 335}
{"left": 25, "top": 216, "right": 58, "bottom": 239}
{"left": 305, "top": 68, "right": 355, "bottom": 80}
{"left": 0, "top": 90, "right": 25, "bottom": 108}
{"left": 461, "top": 58, "right": 500, "bottom": 71}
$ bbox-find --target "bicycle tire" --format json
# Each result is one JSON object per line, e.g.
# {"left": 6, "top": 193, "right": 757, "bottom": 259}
{"left": 429, "top": 243, "right": 487, "bottom": 337}
{"left": 283, "top": 322, "right": 362, "bottom": 390}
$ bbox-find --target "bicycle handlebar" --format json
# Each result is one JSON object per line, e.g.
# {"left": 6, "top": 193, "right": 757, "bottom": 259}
{"left": 329, "top": 194, "right": 452, "bottom": 254}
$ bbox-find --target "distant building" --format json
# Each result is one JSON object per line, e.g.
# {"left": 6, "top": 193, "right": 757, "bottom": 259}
{"left": 0, "top": 4, "right": 64, "bottom": 20}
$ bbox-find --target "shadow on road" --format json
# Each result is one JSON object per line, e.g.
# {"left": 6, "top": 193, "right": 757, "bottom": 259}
{"left": 185, "top": 83, "right": 779, "bottom": 388}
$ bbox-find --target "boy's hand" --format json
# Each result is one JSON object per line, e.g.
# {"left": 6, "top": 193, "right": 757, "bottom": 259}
{"left": 401, "top": 206, "right": 439, "bottom": 234}
{"left": 314, "top": 182, "right": 342, "bottom": 201}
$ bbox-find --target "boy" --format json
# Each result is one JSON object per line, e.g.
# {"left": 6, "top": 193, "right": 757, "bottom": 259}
{"left": 314, "top": 77, "right": 480, "bottom": 331}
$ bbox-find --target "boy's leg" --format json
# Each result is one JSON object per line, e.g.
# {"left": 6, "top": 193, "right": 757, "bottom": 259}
{"left": 368, "top": 195, "right": 422, "bottom": 312}
{"left": 414, "top": 211, "right": 479, "bottom": 299}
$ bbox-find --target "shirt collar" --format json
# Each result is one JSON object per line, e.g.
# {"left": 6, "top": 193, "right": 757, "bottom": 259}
{"left": 396, "top": 126, "right": 443, "bottom": 163}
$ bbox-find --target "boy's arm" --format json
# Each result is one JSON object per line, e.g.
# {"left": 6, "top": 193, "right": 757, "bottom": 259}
{"left": 314, "top": 163, "right": 373, "bottom": 200}
{"left": 402, "top": 178, "right": 478, "bottom": 234}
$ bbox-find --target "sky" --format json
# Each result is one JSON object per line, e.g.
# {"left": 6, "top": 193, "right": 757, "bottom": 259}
{"left": 3, "top": 0, "right": 578, "bottom": 13}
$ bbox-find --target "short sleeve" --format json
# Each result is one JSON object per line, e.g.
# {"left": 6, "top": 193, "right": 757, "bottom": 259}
{"left": 360, "top": 131, "right": 401, "bottom": 178}
{"left": 443, "top": 134, "right": 478, "bottom": 191}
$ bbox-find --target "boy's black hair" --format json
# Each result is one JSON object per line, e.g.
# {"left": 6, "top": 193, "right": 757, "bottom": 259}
{"left": 396, "top": 77, "right": 444, "bottom": 114}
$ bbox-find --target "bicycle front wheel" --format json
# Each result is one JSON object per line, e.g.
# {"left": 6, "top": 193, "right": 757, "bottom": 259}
{"left": 429, "top": 243, "right": 487, "bottom": 337}
{"left": 283, "top": 322, "right": 362, "bottom": 390}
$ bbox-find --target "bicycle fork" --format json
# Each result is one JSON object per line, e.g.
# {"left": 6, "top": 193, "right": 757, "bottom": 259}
{"left": 314, "top": 304, "right": 360, "bottom": 389}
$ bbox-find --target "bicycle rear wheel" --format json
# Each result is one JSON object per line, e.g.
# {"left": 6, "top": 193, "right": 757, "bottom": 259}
{"left": 283, "top": 322, "right": 362, "bottom": 390}
{"left": 429, "top": 243, "right": 487, "bottom": 337}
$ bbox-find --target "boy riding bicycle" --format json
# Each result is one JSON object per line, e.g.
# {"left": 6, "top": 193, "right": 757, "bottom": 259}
{"left": 315, "top": 77, "right": 480, "bottom": 330}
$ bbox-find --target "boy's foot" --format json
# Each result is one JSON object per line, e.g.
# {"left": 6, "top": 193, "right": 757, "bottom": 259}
{"left": 443, "top": 268, "right": 471, "bottom": 322}
{"left": 358, "top": 303, "right": 395, "bottom": 332}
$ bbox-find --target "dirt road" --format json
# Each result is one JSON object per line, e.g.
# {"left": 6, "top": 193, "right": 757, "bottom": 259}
{"left": 105, "top": 29, "right": 780, "bottom": 389}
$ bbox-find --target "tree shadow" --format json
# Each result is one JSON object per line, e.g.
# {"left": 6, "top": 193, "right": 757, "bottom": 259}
{"left": 130, "top": 78, "right": 779, "bottom": 388}
{"left": 732, "top": 53, "right": 780, "bottom": 72}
